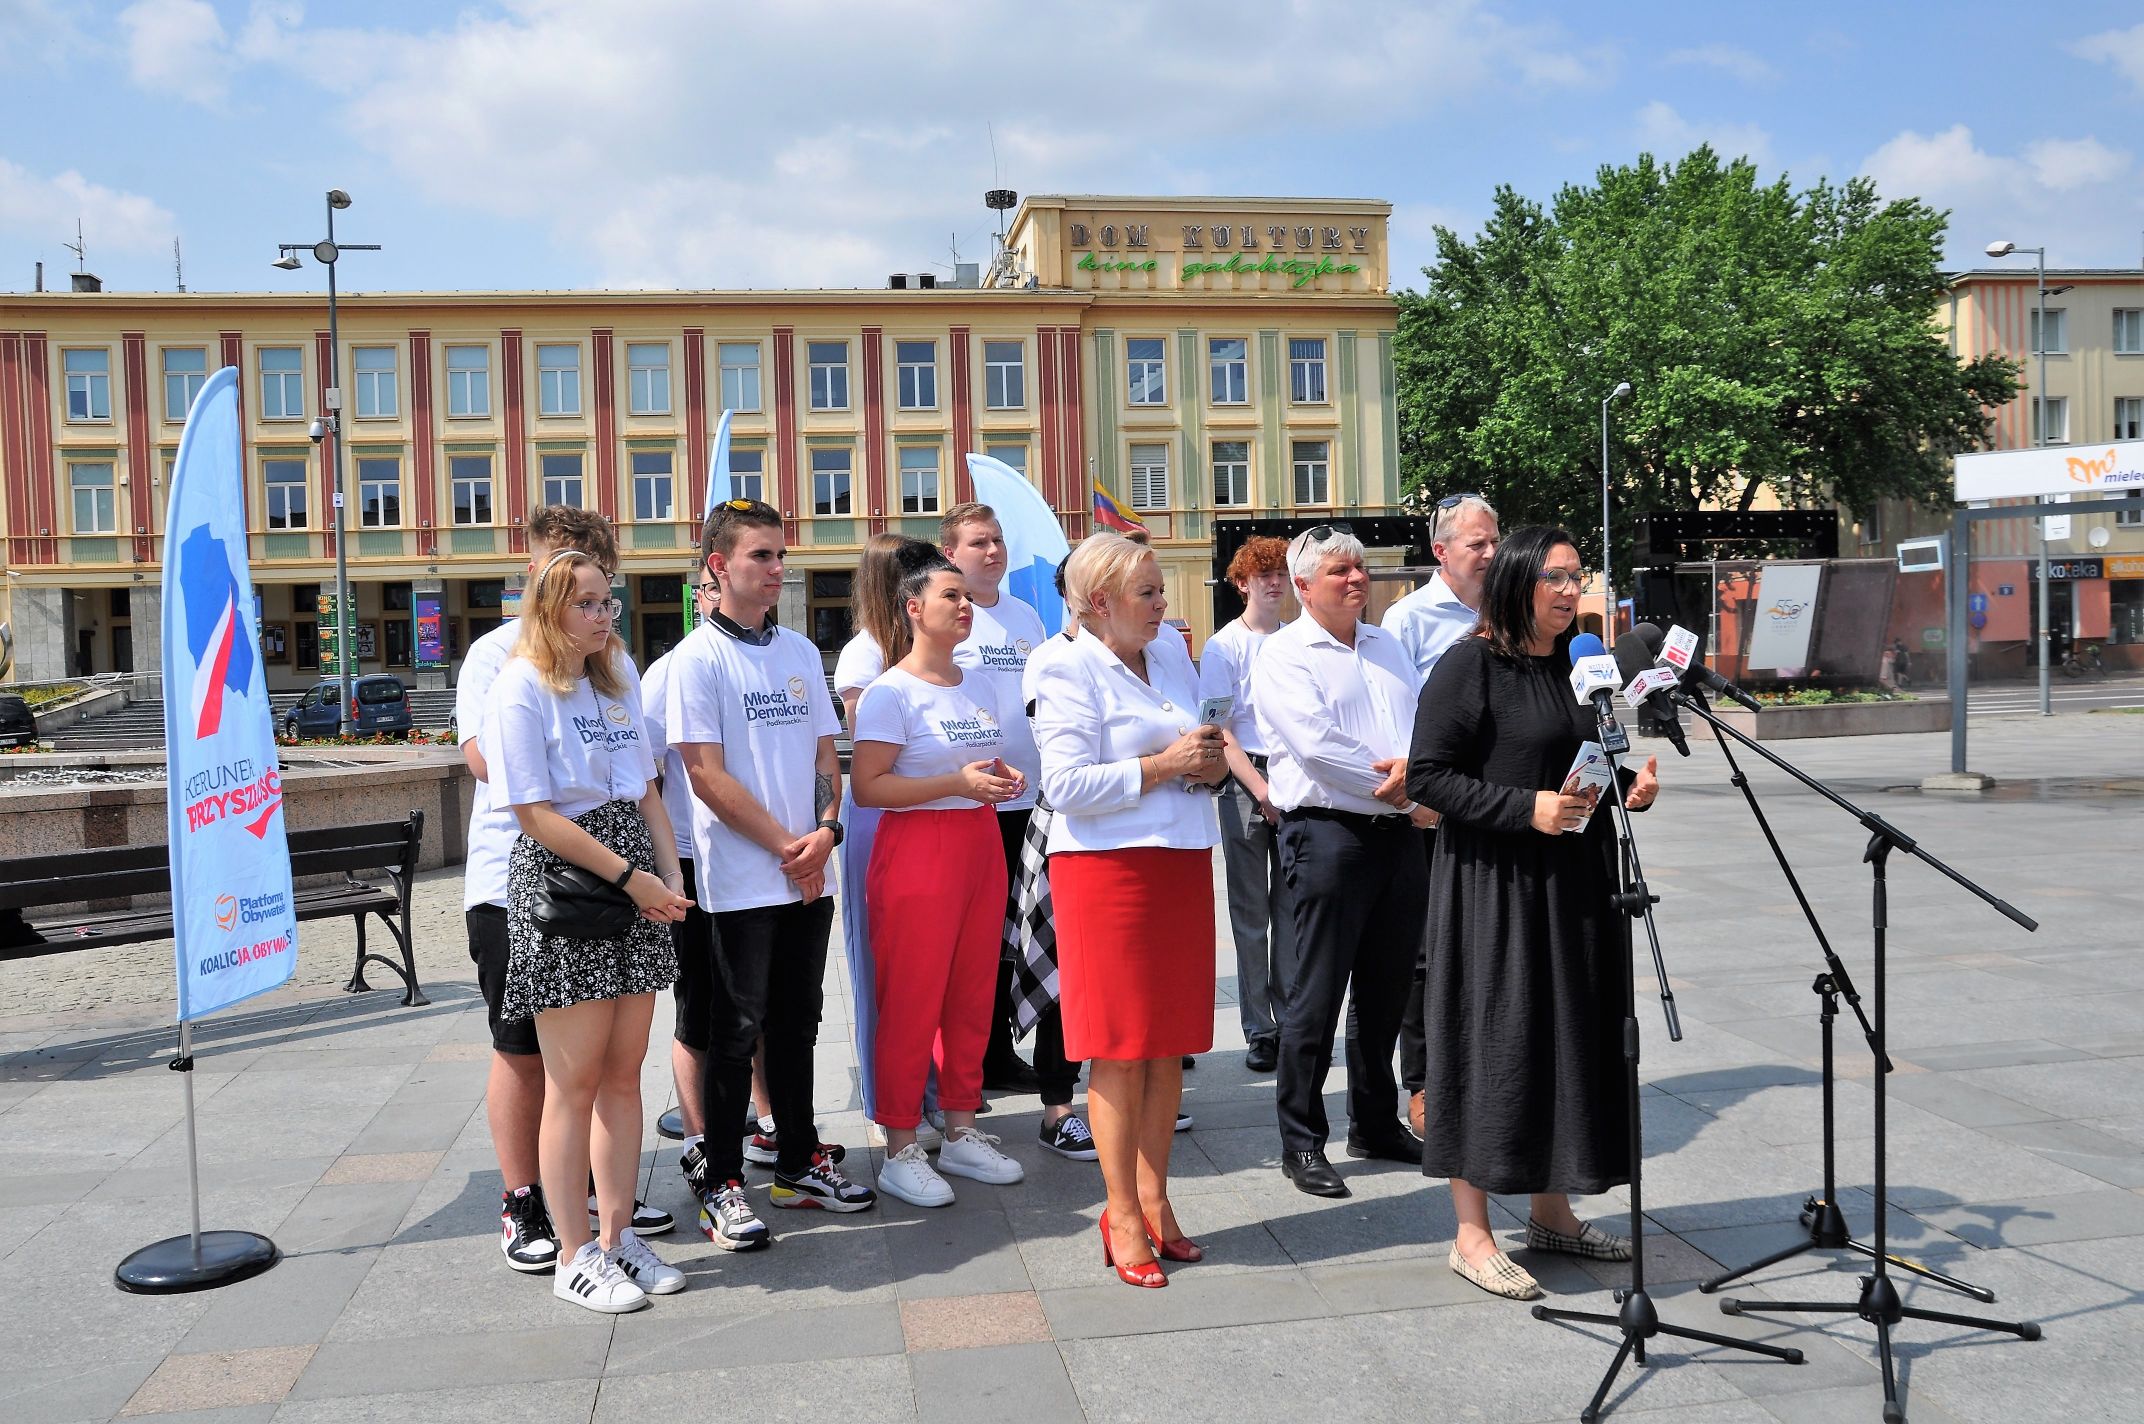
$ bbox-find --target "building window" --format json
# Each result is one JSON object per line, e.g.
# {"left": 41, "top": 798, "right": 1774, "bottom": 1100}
{"left": 811, "top": 447, "right": 853, "bottom": 515}
{"left": 899, "top": 445, "right": 941, "bottom": 514}
{"left": 984, "top": 443, "right": 1026, "bottom": 476}
{"left": 808, "top": 341, "right": 849, "bottom": 411}
{"left": 631, "top": 450, "right": 675, "bottom": 521}
{"left": 1211, "top": 440, "right": 1250, "bottom": 507}
{"left": 162, "top": 347, "right": 207, "bottom": 422}
{"left": 719, "top": 342, "right": 762, "bottom": 413}
{"left": 1209, "top": 338, "right": 1248, "bottom": 405}
{"left": 2032, "top": 396, "right": 2068, "bottom": 445}
{"left": 1126, "top": 338, "right": 1167, "bottom": 405}
{"left": 2030, "top": 308, "right": 2067, "bottom": 356}
{"left": 627, "top": 342, "right": 671, "bottom": 416}
{"left": 537, "top": 343, "right": 581, "bottom": 416}
{"left": 1858, "top": 504, "right": 1884, "bottom": 548}
{"left": 358, "top": 456, "right": 401, "bottom": 527}
{"left": 984, "top": 340, "right": 1025, "bottom": 409}
{"left": 2115, "top": 309, "right": 2144, "bottom": 356}
{"left": 63, "top": 348, "right": 111, "bottom": 422}
{"left": 446, "top": 345, "right": 491, "bottom": 418}
{"left": 259, "top": 347, "right": 304, "bottom": 420}
{"left": 263, "top": 457, "right": 308, "bottom": 530}
{"left": 541, "top": 452, "right": 584, "bottom": 507}
{"left": 1292, "top": 439, "right": 1331, "bottom": 506}
{"left": 2117, "top": 397, "right": 2143, "bottom": 442}
{"left": 352, "top": 345, "right": 398, "bottom": 419}
{"left": 1290, "top": 337, "right": 1329, "bottom": 404}
{"left": 450, "top": 454, "right": 494, "bottom": 525}
{"left": 727, "top": 448, "right": 765, "bottom": 503}
{"left": 1128, "top": 442, "right": 1169, "bottom": 510}
{"left": 2116, "top": 492, "right": 2142, "bottom": 528}
{"left": 894, "top": 340, "right": 937, "bottom": 411}
{"left": 69, "top": 461, "right": 116, "bottom": 532}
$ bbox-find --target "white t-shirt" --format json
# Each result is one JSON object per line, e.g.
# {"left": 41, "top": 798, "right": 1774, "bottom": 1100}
{"left": 665, "top": 621, "right": 841, "bottom": 913}
{"left": 1196, "top": 617, "right": 1283, "bottom": 757}
{"left": 832, "top": 632, "right": 885, "bottom": 697}
{"left": 852, "top": 666, "right": 1009, "bottom": 813}
{"left": 485, "top": 655, "right": 658, "bottom": 820}
{"left": 639, "top": 650, "right": 695, "bottom": 861}
{"left": 1022, "top": 630, "right": 1079, "bottom": 712}
{"left": 456, "top": 621, "right": 522, "bottom": 910}
{"left": 952, "top": 594, "right": 1045, "bottom": 813}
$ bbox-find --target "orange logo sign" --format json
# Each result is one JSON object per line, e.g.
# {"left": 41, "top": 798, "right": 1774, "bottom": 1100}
{"left": 213, "top": 894, "right": 238, "bottom": 931}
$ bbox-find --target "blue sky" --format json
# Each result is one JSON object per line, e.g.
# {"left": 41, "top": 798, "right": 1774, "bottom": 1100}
{"left": 3, "top": 1, "right": 2142, "bottom": 297}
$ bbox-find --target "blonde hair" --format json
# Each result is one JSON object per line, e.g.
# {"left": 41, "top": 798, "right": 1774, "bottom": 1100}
{"left": 514, "top": 549, "right": 627, "bottom": 698}
{"left": 1063, "top": 530, "right": 1159, "bottom": 632}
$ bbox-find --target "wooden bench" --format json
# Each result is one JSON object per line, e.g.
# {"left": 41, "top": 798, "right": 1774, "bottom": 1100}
{"left": 0, "top": 811, "right": 430, "bottom": 1007}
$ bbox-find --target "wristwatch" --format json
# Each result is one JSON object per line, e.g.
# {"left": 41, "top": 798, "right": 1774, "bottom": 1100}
{"left": 816, "top": 818, "right": 845, "bottom": 847}
{"left": 611, "top": 861, "right": 635, "bottom": 890}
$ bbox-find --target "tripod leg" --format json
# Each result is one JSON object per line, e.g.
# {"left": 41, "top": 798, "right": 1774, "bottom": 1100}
{"left": 1718, "top": 1297, "right": 1860, "bottom": 1316}
{"left": 1876, "top": 1317, "right": 1903, "bottom": 1424}
{"left": 1699, "top": 1236, "right": 1818, "bottom": 1293}
{"left": 1898, "top": 1304, "right": 2041, "bottom": 1341}
{"left": 1653, "top": 1322, "right": 1804, "bottom": 1363}
{"left": 1578, "top": 1334, "right": 1636, "bottom": 1424}
{"left": 1845, "top": 1240, "right": 1996, "bottom": 1302}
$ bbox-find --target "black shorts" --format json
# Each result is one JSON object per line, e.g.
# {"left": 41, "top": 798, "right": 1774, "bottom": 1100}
{"left": 467, "top": 904, "right": 541, "bottom": 1057}
{"left": 671, "top": 859, "right": 720, "bottom": 1052}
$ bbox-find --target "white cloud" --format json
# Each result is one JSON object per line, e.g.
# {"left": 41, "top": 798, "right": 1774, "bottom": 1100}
{"left": 1861, "top": 124, "right": 2139, "bottom": 267}
{"left": 0, "top": 157, "right": 178, "bottom": 257}
{"left": 1633, "top": 101, "right": 1775, "bottom": 170}
{"left": 2068, "top": 22, "right": 2144, "bottom": 94}
{"left": 1662, "top": 44, "right": 1775, "bottom": 84}
{"left": 2024, "top": 136, "right": 2129, "bottom": 191}
{"left": 117, "top": 0, "right": 231, "bottom": 105}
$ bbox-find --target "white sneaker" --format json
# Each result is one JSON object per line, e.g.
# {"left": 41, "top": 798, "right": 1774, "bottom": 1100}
{"left": 867, "top": 1119, "right": 943, "bottom": 1152}
{"left": 607, "top": 1228, "right": 686, "bottom": 1296}
{"left": 937, "top": 1126, "right": 1025, "bottom": 1185}
{"left": 876, "top": 1143, "right": 955, "bottom": 1207}
{"left": 553, "top": 1239, "right": 648, "bottom": 1314}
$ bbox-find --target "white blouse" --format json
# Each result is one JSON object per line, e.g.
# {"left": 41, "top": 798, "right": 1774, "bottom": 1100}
{"left": 1032, "top": 630, "right": 1220, "bottom": 855}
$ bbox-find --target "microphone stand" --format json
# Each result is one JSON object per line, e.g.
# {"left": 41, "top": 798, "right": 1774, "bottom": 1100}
{"left": 1532, "top": 704, "right": 1803, "bottom": 1423}
{"left": 1692, "top": 699, "right": 1993, "bottom": 1302}
{"left": 1671, "top": 693, "right": 2041, "bottom": 1424}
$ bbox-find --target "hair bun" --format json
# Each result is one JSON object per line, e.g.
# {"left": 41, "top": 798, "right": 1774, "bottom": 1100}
{"left": 891, "top": 538, "right": 950, "bottom": 578}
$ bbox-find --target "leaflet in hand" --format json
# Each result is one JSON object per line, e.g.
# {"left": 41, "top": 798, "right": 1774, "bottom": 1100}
{"left": 1558, "top": 742, "right": 1615, "bottom": 833}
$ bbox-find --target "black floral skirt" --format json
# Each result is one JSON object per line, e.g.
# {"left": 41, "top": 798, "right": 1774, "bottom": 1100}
{"left": 502, "top": 798, "right": 678, "bottom": 1022}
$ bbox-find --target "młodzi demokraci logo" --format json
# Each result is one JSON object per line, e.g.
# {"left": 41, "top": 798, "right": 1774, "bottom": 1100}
{"left": 977, "top": 639, "right": 1029, "bottom": 672}
{"left": 937, "top": 702, "right": 1001, "bottom": 747}
{"left": 742, "top": 675, "right": 817, "bottom": 726}
{"left": 573, "top": 701, "right": 643, "bottom": 749}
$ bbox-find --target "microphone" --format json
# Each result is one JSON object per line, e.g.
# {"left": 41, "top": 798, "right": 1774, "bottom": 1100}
{"left": 1614, "top": 628, "right": 1690, "bottom": 757}
{"left": 1568, "top": 633, "right": 1629, "bottom": 754}
{"left": 1650, "top": 623, "right": 1764, "bottom": 713}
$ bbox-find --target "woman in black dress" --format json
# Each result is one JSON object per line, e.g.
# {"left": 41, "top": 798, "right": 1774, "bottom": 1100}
{"left": 1405, "top": 525, "right": 1658, "bottom": 1300}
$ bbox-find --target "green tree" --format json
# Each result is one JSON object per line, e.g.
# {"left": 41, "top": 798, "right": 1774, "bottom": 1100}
{"left": 1393, "top": 147, "right": 2018, "bottom": 570}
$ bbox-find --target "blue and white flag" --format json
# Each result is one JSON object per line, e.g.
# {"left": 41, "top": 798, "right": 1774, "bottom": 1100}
{"left": 706, "top": 407, "right": 734, "bottom": 515}
{"left": 162, "top": 367, "right": 299, "bottom": 1021}
{"left": 964, "top": 453, "right": 1069, "bottom": 638}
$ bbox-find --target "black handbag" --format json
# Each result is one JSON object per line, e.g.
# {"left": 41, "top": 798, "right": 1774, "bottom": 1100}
{"left": 530, "top": 863, "right": 639, "bottom": 940}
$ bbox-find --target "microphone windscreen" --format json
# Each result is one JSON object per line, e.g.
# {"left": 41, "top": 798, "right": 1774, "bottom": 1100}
{"left": 1633, "top": 622, "right": 1665, "bottom": 656}
{"left": 1569, "top": 633, "right": 1608, "bottom": 667}
{"left": 1612, "top": 628, "right": 1656, "bottom": 683}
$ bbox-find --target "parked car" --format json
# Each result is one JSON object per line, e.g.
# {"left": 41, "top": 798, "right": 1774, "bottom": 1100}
{"left": 0, "top": 695, "right": 36, "bottom": 748}
{"left": 283, "top": 675, "right": 413, "bottom": 740}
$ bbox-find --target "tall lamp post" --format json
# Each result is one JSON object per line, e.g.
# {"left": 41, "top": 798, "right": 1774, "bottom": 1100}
{"left": 1984, "top": 240, "right": 2053, "bottom": 716}
{"left": 274, "top": 190, "right": 380, "bottom": 736}
{"left": 1601, "top": 381, "right": 1633, "bottom": 636}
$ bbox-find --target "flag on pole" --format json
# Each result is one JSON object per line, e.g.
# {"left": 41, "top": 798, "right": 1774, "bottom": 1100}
{"left": 163, "top": 367, "right": 299, "bottom": 1021}
{"left": 964, "top": 453, "right": 1070, "bottom": 638}
{"left": 1091, "top": 481, "right": 1146, "bottom": 534}
{"left": 704, "top": 407, "right": 734, "bottom": 517}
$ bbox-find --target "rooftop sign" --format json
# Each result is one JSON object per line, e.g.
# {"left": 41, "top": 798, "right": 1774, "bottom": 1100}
{"left": 1955, "top": 439, "right": 2144, "bottom": 501}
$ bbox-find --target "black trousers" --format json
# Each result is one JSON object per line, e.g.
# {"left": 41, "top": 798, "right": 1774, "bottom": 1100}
{"left": 701, "top": 896, "right": 835, "bottom": 1181}
{"left": 990, "top": 808, "right": 1081, "bottom": 1106}
{"left": 1399, "top": 829, "right": 1432, "bottom": 1096}
{"left": 1274, "top": 810, "right": 1430, "bottom": 1154}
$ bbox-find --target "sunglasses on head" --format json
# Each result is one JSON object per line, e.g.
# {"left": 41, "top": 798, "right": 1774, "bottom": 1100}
{"left": 1436, "top": 491, "right": 1482, "bottom": 510}
{"left": 1299, "top": 521, "right": 1354, "bottom": 544}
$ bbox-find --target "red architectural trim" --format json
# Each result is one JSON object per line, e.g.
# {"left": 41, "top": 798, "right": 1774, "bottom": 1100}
{"left": 409, "top": 331, "right": 436, "bottom": 548}
{"left": 861, "top": 326, "right": 887, "bottom": 533}
{"left": 314, "top": 330, "right": 337, "bottom": 557}
{"left": 949, "top": 325, "right": 973, "bottom": 504}
{"left": 220, "top": 332, "right": 248, "bottom": 536}
{"left": 500, "top": 329, "right": 528, "bottom": 551}
{"left": 1037, "top": 327, "right": 1061, "bottom": 517}
{"left": 772, "top": 327, "right": 798, "bottom": 540}
{"left": 591, "top": 328, "right": 617, "bottom": 520}
{"left": 683, "top": 327, "right": 708, "bottom": 518}
{"left": 1, "top": 334, "right": 29, "bottom": 565}
{"left": 1059, "top": 329, "right": 1086, "bottom": 538}
{"left": 24, "top": 334, "right": 55, "bottom": 563}
{"left": 121, "top": 333, "right": 153, "bottom": 561}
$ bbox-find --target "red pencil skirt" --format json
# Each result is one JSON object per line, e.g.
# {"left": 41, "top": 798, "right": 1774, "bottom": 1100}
{"left": 1048, "top": 847, "right": 1215, "bottom": 1062}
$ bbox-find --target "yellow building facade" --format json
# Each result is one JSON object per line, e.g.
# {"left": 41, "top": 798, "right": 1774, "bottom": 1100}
{"left": 0, "top": 194, "right": 1399, "bottom": 688}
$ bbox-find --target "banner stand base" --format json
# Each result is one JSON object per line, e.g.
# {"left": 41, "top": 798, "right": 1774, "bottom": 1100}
{"left": 115, "top": 1230, "right": 279, "bottom": 1295}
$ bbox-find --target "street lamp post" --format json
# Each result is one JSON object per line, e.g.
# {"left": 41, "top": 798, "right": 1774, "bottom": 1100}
{"left": 276, "top": 190, "right": 380, "bottom": 737}
{"left": 1601, "top": 381, "right": 1633, "bottom": 636}
{"left": 1984, "top": 239, "right": 2052, "bottom": 716}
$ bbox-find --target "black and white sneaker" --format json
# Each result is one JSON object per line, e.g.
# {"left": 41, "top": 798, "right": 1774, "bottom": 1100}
{"left": 500, "top": 1185, "right": 559, "bottom": 1273}
{"left": 553, "top": 1239, "right": 647, "bottom": 1313}
{"left": 770, "top": 1149, "right": 877, "bottom": 1213}
{"left": 698, "top": 1180, "right": 771, "bottom": 1251}
{"left": 588, "top": 1194, "right": 674, "bottom": 1236}
{"left": 681, "top": 1143, "right": 710, "bottom": 1199}
{"left": 1039, "top": 1113, "right": 1099, "bottom": 1161}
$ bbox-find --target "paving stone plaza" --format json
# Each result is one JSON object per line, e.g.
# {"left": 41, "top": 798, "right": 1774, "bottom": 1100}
{"left": 2, "top": 717, "right": 2141, "bottom": 1424}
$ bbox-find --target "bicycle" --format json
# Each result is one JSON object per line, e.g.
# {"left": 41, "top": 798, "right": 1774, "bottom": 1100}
{"left": 2060, "top": 642, "right": 2107, "bottom": 678}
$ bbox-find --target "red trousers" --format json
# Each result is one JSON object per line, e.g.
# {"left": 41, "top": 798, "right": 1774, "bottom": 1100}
{"left": 866, "top": 807, "right": 1008, "bottom": 1129}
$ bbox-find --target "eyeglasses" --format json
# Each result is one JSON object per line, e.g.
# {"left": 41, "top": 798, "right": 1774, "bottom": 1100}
{"left": 696, "top": 582, "right": 718, "bottom": 596}
{"left": 1298, "top": 521, "right": 1354, "bottom": 544}
{"left": 1536, "top": 569, "right": 1591, "bottom": 593}
{"left": 571, "top": 597, "right": 624, "bottom": 621}
{"left": 1436, "top": 492, "right": 1482, "bottom": 510}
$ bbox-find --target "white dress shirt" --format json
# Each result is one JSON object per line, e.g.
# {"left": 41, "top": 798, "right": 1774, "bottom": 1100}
{"left": 1032, "top": 630, "right": 1219, "bottom": 855}
{"left": 1252, "top": 614, "right": 1423, "bottom": 817}
{"left": 1380, "top": 572, "right": 1479, "bottom": 682}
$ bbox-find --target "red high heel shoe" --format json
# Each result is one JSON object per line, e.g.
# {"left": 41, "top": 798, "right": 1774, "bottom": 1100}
{"left": 1100, "top": 1213, "right": 1166, "bottom": 1288}
{"left": 1143, "top": 1212, "right": 1204, "bottom": 1264}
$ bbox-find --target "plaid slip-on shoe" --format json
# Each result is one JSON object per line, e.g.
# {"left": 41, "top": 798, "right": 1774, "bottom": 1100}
{"left": 1449, "top": 1243, "right": 1543, "bottom": 1300}
{"left": 1524, "top": 1216, "right": 1634, "bottom": 1262}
